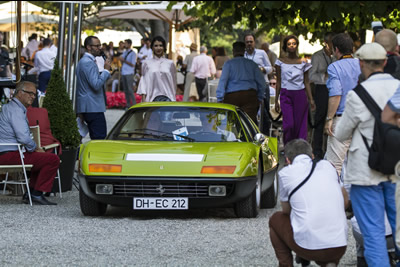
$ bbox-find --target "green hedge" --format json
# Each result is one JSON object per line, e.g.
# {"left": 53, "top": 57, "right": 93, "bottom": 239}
{"left": 43, "top": 59, "right": 80, "bottom": 148}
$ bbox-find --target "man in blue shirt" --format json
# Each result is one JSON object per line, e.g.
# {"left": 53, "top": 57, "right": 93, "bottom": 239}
{"left": 216, "top": 41, "right": 266, "bottom": 123}
{"left": 76, "top": 36, "right": 111, "bottom": 140}
{"left": 324, "top": 33, "right": 361, "bottom": 177}
{"left": 119, "top": 39, "right": 136, "bottom": 109}
{"left": 0, "top": 81, "right": 59, "bottom": 205}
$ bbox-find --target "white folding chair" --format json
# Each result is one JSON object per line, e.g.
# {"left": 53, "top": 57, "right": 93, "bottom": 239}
{"left": 0, "top": 143, "right": 33, "bottom": 206}
{"left": 30, "top": 126, "right": 62, "bottom": 198}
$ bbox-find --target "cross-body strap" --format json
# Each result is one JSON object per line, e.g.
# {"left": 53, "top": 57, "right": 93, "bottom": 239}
{"left": 353, "top": 84, "right": 382, "bottom": 120}
{"left": 288, "top": 158, "right": 320, "bottom": 202}
{"left": 124, "top": 49, "right": 133, "bottom": 61}
{"left": 353, "top": 84, "right": 383, "bottom": 152}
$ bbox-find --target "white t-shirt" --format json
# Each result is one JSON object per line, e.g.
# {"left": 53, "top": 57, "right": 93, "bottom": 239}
{"left": 278, "top": 155, "right": 348, "bottom": 249}
{"left": 275, "top": 59, "right": 312, "bottom": 90}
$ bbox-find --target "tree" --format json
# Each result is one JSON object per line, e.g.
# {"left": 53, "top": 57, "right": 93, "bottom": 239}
{"left": 180, "top": 1, "right": 400, "bottom": 43}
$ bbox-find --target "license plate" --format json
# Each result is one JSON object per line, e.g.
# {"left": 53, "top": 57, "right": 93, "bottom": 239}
{"left": 133, "top": 197, "right": 188, "bottom": 210}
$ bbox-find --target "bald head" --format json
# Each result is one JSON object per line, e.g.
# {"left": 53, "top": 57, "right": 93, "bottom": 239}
{"left": 375, "top": 29, "right": 398, "bottom": 53}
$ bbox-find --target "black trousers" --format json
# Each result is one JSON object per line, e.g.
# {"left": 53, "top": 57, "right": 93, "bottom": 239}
{"left": 195, "top": 77, "right": 207, "bottom": 101}
{"left": 312, "top": 84, "right": 329, "bottom": 159}
{"left": 261, "top": 83, "right": 271, "bottom": 135}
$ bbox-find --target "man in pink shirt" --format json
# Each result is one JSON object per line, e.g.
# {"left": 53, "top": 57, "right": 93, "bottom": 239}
{"left": 190, "top": 46, "right": 216, "bottom": 101}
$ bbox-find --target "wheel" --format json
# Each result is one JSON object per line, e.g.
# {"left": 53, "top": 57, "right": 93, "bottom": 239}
{"left": 234, "top": 187, "right": 259, "bottom": 218}
{"left": 234, "top": 164, "right": 260, "bottom": 218}
{"left": 261, "top": 170, "right": 278, "bottom": 209}
{"left": 79, "top": 186, "right": 107, "bottom": 216}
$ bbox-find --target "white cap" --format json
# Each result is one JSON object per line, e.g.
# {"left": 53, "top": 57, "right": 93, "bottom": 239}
{"left": 354, "top": 42, "right": 387, "bottom": 60}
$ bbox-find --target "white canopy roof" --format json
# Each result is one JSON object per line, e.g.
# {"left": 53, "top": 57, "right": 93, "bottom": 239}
{"left": 98, "top": 1, "right": 193, "bottom": 27}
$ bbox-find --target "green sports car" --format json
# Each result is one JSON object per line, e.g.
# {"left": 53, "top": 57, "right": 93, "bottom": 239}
{"left": 78, "top": 102, "right": 279, "bottom": 218}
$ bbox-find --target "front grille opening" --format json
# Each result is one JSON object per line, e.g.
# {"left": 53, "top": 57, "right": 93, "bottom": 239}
{"left": 90, "top": 181, "right": 234, "bottom": 198}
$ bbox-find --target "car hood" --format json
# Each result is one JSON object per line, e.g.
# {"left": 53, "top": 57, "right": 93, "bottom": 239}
{"left": 80, "top": 140, "right": 259, "bottom": 177}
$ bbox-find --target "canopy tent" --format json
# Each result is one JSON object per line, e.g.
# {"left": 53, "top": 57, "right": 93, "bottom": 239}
{"left": 98, "top": 1, "right": 195, "bottom": 59}
{"left": 0, "top": 13, "right": 58, "bottom": 32}
{"left": 0, "top": 1, "right": 58, "bottom": 43}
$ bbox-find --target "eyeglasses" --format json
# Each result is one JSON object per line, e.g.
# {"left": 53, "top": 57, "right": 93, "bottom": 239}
{"left": 90, "top": 44, "right": 101, "bottom": 48}
{"left": 22, "top": 89, "right": 37, "bottom": 97}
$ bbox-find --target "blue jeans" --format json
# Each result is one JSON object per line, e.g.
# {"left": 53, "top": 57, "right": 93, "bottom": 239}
{"left": 82, "top": 112, "right": 107, "bottom": 140}
{"left": 351, "top": 182, "right": 399, "bottom": 267}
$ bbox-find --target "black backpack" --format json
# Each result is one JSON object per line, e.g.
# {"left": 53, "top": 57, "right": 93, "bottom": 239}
{"left": 353, "top": 84, "right": 400, "bottom": 175}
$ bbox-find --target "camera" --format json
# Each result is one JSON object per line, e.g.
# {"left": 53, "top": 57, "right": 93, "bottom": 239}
{"left": 371, "top": 21, "right": 384, "bottom": 35}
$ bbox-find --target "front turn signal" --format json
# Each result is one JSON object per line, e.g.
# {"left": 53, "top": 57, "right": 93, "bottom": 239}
{"left": 89, "top": 164, "right": 122, "bottom": 173}
{"left": 201, "top": 166, "right": 236, "bottom": 174}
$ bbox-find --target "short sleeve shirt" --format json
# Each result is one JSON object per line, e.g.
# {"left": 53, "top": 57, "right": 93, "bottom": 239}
{"left": 275, "top": 59, "right": 312, "bottom": 90}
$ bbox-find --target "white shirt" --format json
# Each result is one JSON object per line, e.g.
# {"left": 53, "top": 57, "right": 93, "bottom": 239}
{"left": 21, "top": 39, "right": 39, "bottom": 59}
{"left": 279, "top": 155, "right": 348, "bottom": 249}
{"left": 137, "top": 56, "right": 176, "bottom": 102}
{"left": 95, "top": 56, "right": 105, "bottom": 72}
{"left": 138, "top": 45, "right": 153, "bottom": 60}
{"left": 190, "top": 53, "right": 216, "bottom": 79}
{"left": 34, "top": 47, "right": 56, "bottom": 73}
{"left": 275, "top": 59, "right": 312, "bottom": 90}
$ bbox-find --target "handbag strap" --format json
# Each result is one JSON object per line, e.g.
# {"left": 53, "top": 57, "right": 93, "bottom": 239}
{"left": 288, "top": 158, "right": 320, "bottom": 202}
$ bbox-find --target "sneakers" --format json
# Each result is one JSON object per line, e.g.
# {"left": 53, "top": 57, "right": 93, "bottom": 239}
{"left": 22, "top": 192, "right": 57, "bottom": 205}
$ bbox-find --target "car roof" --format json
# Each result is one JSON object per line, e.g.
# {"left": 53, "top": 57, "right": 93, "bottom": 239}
{"left": 130, "top": 102, "right": 238, "bottom": 112}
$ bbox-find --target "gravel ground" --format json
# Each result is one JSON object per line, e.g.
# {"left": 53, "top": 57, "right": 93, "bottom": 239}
{"left": 0, "top": 109, "right": 358, "bottom": 266}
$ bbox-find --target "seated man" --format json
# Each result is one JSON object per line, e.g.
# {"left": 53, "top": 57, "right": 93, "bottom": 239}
{"left": 0, "top": 81, "right": 59, "bottom": 205}
{"left": 269, "top": 139, "right": 348, "bottom": 266}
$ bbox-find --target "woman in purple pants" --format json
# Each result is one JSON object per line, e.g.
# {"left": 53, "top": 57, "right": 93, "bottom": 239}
{"left": 275, "top": 35, "right": 315, "bottom": 145}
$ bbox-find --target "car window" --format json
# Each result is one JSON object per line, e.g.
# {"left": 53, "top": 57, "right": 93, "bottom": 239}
{"left": 109, "top": 107, "right": 244, "bottom": 142}
{"left": 237, "top": 109, "right": 257, "bottom": 142}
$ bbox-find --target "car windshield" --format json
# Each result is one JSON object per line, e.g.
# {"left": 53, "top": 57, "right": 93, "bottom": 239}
{"left": 111, "top": 106, "right": 246, "bottom": 142}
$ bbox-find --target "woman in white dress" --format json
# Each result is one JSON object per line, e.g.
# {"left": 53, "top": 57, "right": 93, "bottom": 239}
{"left": 137, "top": 36, "right": 177, "bottom": 102}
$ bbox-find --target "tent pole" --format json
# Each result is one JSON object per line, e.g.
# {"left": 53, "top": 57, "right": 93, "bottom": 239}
{"left": 168, "top": 23, "right": 172, "bottom": 59}
{"left": 57, "top": 2, "right": 66, "bottom": 70}
{"left": 16, "top": 1, "right": 21, "bottom": 83}
{"left": 72, "top": 3, "right": 83, "bottom": 111}
{"left": 65, "top": 3, "right": 75, "bottom": 97}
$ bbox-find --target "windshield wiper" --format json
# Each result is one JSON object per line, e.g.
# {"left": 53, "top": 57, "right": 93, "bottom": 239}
{"left": 118, "top": 131, "right": 164, "bottom": 140}
{"left": 126, "top": 128, "right": 195, "bottom": 142}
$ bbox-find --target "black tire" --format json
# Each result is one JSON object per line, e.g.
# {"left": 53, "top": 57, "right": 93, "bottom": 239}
{"left": 79, "top": 187, "right": 107, "bottom": 216}
{"left": 261, "top": 171, "right": 278, "bottom": 209}
{"left": 234, "top": 188, "right": 258, "bottom": 218}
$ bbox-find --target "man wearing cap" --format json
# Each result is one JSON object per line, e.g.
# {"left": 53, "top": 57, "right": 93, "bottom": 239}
{"left": 324, "top": 33, "right": 361, "bottom": 177}
{"left": 182, "top": 43, "right": 198, "bottom": 101}
{"left": 335, "top": 42, "right": 400, "bottom": 266}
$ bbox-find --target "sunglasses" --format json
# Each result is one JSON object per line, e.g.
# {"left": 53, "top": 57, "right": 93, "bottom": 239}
{"left": 22, "top": 89, "right": 37, "bottom": 97}
{"left": 270, "top": 83, "right": 276, "bottom": 85}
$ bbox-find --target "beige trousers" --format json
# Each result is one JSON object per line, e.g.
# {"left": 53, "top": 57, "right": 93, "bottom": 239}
{"left": 325, "top": 117, "right": 351, "bottom": 178}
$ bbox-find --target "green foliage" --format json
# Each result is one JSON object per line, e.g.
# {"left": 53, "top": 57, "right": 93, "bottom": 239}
{"left": 183, "top": 1, "right": 400, "bottom": 43}
{"left": 42, "top": 59, "right": 80, "bottom": 149}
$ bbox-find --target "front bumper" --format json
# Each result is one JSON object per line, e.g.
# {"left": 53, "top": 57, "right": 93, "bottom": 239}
{"left": 79, "top": 174, "right": 257, "bottom": 208}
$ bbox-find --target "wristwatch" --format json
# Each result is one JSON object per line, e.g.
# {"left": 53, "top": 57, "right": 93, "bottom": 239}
{"left": 326, "top": 116, "right": 333, "bottom": 122}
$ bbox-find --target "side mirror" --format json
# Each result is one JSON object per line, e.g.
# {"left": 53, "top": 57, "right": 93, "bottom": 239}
{"left": 253, "top": 133, "right": 266, "bottom": 145}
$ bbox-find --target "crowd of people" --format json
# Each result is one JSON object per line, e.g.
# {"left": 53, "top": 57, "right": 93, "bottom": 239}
{"left": 0, "top": 26, "right": 400, "bottom": 267}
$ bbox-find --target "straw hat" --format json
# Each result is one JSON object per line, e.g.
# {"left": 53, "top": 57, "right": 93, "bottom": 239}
{"left": 189, "top": 43, "right": 198, "bottom": 51}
